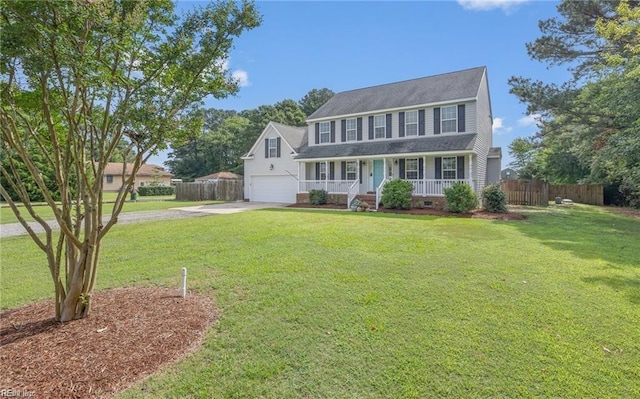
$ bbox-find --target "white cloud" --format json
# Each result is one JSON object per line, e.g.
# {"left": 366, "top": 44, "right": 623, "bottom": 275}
{"left": 457, "top": 0, "right": 529, "bottom": 12}
{"left": 232, "top": 70, "right": 250, "bottom": 87}
{"left": 492, "top": 117, "right": 513, "bottom": 134}
{"left": 517, "top": 113, "right": 541, "bottom": 127}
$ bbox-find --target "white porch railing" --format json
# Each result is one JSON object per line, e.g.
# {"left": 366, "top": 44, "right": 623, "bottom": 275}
{"left": 375, "top": 178, "right": 389, "bottom": 210}
{"left": 346, "top": 180, "right": 359, "bottom": 209}
{"left": 405, "top": 179, "right": 474, "bottom": 196}
{"left": 299, "top": 180, "right": 356, "bottom": 194}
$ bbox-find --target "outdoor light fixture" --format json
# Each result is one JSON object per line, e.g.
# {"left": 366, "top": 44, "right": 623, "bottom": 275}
{"left": 269, "top": 164, "right": 274, "bottom": 170}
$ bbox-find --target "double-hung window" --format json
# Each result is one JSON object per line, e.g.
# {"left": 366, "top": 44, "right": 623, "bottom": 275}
{"left": 346, "top": 118, "right": 357, "bottom": 141}
{"left": 406, "top": 158, "right": 419, "bottom": 180}
{"left": 441, "top": 106, "right": 457, "bottom": 133}
{"left": 268, "top": 138, "right": 278, "bottom": 158}
{"left": 319, "top": 163, "right": 327, "bottom": 180}
{"left": 405, "top": 110, "right": 418, "bottom": 136}
{"left": 346, "top": 161, "right": 357, "bottom": 180}
{"left": 442, "top": 157, "right": 457, "bottom": 179}
{"left": 319, "top": 122, "right": 331, "bottom": 143}
{"left": 374, "top": 115, "right": 386, "bottom": 139}
{"left": 106, "top": 175, "right": 114, "bottom": 184}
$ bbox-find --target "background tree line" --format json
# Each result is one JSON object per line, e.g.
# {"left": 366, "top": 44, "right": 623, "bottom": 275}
{"left": 508, "top": 0, "right": 639, "bottom": 207}
{"left": 166, "top": 88, "right": 334, "bottom": 180}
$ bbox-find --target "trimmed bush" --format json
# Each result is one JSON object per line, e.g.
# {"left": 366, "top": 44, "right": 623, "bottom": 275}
{"left": 444, "top": 182, "right": 477, "bottom": 213}
{"left": 482, "top": 183, "right": 507, "bottom": 213}
{"left": 381, "top": 179, "right": 413, "bottom": 209}
{"left": 309, "top": 189, "right": 327, "bottom": 205}
{"left": 137, "top": 185, "right": 175, "bottom": 196}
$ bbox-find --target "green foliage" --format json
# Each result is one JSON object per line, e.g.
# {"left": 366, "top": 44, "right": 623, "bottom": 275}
{"left": 444, "top": 182, "right": 477, "bottom": 213}
{"left": 482, "top": 184, "right": 508, "bottom": 213}
{"left": 309, "top": 189, "right": 327, "bottom": 205}
{"left": 299, "top": 88, "right": 335, "bottom": 116}
{"left": 137, "top": 186, "right": 175, "bottom": 196}
{"left": 381, "top": 179, "right": 413, "bottom": 209}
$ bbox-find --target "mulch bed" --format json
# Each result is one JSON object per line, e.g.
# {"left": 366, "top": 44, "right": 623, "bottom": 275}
{"left": 1, "top": 287, "right": 216, "bottom": 399}
{"left": 287, "top": 203, "right": 527, "bottom": 220}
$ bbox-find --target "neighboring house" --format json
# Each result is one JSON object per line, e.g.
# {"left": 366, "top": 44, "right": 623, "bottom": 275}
{"left": 243, "top": 66, "right": 501, "bottom": 207}
{"left": 501, "top": 168, "right": 518, "bottom": 180}
{"left": 194, "top": 171, "right": 243, "bottom": 183}
{"left": 102, "top": 162, "right": 173, "bottom": 191}
{"left": 242, "top": 122, "right": 307, "bottom": 202}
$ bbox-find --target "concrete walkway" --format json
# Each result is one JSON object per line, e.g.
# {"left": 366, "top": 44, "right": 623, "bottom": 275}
{"left": 1, "top": 202, "right": 286, "bottom": 238}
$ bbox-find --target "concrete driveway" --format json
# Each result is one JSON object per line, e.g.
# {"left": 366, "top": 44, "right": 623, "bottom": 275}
{"left": 171, "top": 201, "right": 287, "bottom": 215}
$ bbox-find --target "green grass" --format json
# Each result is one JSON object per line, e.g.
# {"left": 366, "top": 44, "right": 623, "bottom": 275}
{"left": 1, "top": 205, "right": 639, "bottom": 398}
{"left": 0, "top": 196, "right": 221, "bottom": 224}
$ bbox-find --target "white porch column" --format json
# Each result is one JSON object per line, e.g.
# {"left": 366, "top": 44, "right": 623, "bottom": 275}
{"left": 468, "top": 155, "right": 474, "bottom": 190}
{"left": 325, "top": 160, "right": 329, "bottom": 191}
{"left": 297, "top": 162, "right": 301, "bottom": 192}
{"left": 423, "top": 156, "right": 427, "bottom": 194}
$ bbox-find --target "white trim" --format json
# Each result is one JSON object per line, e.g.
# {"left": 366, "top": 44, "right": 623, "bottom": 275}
{"left": 345, "top": 118, "right": 357, "bottom": 142}
{"left": 267, "top": 137, "right": 278, "bottom": 158}
{"left": 243, "top": 121, "right": 299, "bottom": 159}
{"left": 441, "top": 105, "right": 457, "bottom": 134}
{"left": 295, "top": 150, "right": 474, "bottom": 163}
{"left": 373, "top": 114, "right": 386, "bottom": 139}
{"left": 404, "top": 110, "right": 418, "bottom": 137}
{"left": 319, "top": 121, "right": 331, "bottom": 144}
{"left": 306, "top": 97, "right": 477, "bottom": 122}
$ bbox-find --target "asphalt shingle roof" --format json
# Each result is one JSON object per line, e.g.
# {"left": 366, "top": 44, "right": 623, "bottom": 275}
{"left": 308, "top": 67, "right": 486, "bottom": 120}
{"left": 271, "top": 122, "right": 307, "bottom": 152}
{"left": 295, "top": 134, "right": 477, "bottom": 160}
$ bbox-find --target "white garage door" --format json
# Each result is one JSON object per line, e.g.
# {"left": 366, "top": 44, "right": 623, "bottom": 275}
{"left": 250, "top": 175, "right": 297, "bottom": 203}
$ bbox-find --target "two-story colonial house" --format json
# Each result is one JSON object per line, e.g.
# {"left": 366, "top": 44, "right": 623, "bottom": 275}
{"left": 243, "top": 66, "right": 501, "bottom": 208}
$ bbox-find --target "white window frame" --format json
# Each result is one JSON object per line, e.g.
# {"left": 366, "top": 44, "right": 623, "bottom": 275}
{"left": 405, "top": 158, "right": 418, "bottom": 180}
{"left": 441, "top": 105, "right": 457, "bottom": 133}
{"left": 268, "top": 137, "right": 278, "bottom": 158}
{"left": 319, "top": 163, "right": 327, "bottom": 180}
{"left": 374, "top": 115, "right": 386, "bottom": 139}
{"left": 442, "top": 156, "right": 457, "bottom": 180}
{"left": 319, "top": 122, "right": 331, "bottom": 143}
{"left": 346, "top": 161, "right": 357, "bottom": 181}
{"left": 346, "top": 118, "right": 357, "bottom": 141}
{"left": 405, "top": 110, "right": 418, "bottom": 137}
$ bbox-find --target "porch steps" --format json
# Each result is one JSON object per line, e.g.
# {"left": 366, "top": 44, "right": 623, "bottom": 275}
{"left": 355, "top": 194, "right": 378, "bottom": 207}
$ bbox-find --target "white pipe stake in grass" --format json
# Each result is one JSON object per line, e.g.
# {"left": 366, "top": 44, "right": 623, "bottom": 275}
{"left": 180, "top": 267, "right": 187, "bottom": 298}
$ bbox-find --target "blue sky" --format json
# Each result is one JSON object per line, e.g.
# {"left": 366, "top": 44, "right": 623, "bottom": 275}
{"left": 150, "top": 0, "right": 570, "bottom": 168}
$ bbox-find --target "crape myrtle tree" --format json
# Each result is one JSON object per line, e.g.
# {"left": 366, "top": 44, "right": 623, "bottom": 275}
{"left": 0, "top": 0, "right": 261, "bottom": 322}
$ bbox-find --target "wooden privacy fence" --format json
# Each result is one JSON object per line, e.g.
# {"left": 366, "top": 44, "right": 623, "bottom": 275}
{"left": 501, "top": 180, "right": 604, "bottom": 206}
{"left": 500, "top": 180, "right": 549, "bottom": 206}
{"left": 175, "top": 180, "right": 244, "bottom": 201}
{"left": 549, "top": 184, "right": 603, "bottom": 206}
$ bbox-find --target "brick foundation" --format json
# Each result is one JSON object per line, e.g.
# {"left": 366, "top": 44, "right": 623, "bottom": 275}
{"left": 296, "top": 193, "right": 447, "bottom": 210}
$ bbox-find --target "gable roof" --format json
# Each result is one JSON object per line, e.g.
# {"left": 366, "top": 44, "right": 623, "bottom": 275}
{"left": 103, "top": 162, "right": 172, "bottom": 177}
{"left": 295, "top": 134, "right": 477, "bottom": 160}
{"left": 308, "top": 66, "right": 486, "bottom": 120}
{"left": 195, "top": 171, "right": 242, "bottom": 181}
{"left": 243, "top": 121, "right": 307, "bottom": 158}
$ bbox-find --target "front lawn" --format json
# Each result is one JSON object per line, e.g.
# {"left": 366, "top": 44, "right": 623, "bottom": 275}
{"left": 1, "top": 205, "right": 638, "bottom": 398}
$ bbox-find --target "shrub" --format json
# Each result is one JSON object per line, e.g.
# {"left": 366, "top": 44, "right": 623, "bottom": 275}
{"left": 444, "top": 182, "right": 477, "bottom": 213}
{"left": 482, "top": 183, "right": 507, "bottom": 213}
{"left": 309, "top": 189, "right": 327, "bottom": 205}
{"left": 137, "top": 185, "right": 175, "bottom": 196}
{"left": 381, "top": 179, "right": 413, "bottom": 209}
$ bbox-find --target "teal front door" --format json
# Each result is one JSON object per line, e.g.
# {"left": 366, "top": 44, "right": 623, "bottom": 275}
{"left": 373, "top": 160, "right": 384, "bottom": 190}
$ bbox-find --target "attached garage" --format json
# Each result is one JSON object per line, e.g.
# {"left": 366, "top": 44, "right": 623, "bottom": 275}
{"left": 249, "top": 175, "right": 297, "bottom": 203}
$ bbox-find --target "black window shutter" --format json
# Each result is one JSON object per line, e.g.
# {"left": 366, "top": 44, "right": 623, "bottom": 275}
{"left": 264, "top": 138, "right": 269, "bottom": 158}
{"left": 419, "top": 158, "right": 424, "bottom": 179}
{"left": 368, "top": 116, "right": 374, "bottom": 140}
{"left": 399, "top": 112, "right": 405, "bottom": 137}
{"left": 341, "top": 161, "right": 346, "bottom": 180}
{"left": 315, "top": 123, "right": 320, "bottom": 144}
{"left": 276, "top": 137, "right": 281, "bottom": 158}
{"left": 434, "top": 108, "right": 441, "bottom": 135}
{"left": 357, "top": 118, "right": 363, "bottom": 141}
{"left": 458, "top": 104, "right": 466, "bottom": 132}
{"left": 457, "top": 156, "right": 465, "bottom": 179}
{"left": 315, "top": 163, "right": 320, "bottom": 180}
{"left": 330, "top": 121, "right": 336, "bottom": 143}
{"left": 435, "top": 157, "right": 442, "bottom": 179}
{"left": 418, "top": 109, "right": 425, "bottom": 136}
{"left": 399, "top": 159, "right": 406, "bottom": 179}
{"left": 386, "top": 113, "right": 392, "bottom": 138}
{"left": 341, "top": 119, "right": 346, "bottom": 142}
{"left": 329, "top": 162, "right": 335, "bottom": 180}
{"left": 359, "top": 161, "right": 363, "bottom": 184}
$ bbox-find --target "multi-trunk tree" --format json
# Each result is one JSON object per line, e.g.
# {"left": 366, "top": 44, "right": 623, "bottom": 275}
{"left": 0, "top": 0, "right": 261, "bottom": 322}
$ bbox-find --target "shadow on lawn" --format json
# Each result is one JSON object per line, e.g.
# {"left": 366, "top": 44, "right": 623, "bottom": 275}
{"left": 582, "top": 275, "right": 640, "bottom": 304}
{"left": 511, "top": 205, "right": 640, "bottom": 268}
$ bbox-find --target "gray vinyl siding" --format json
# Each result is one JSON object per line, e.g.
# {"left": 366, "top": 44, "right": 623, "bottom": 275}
{"left": 472, "top": 70, "right": 492, "bottom": 193}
